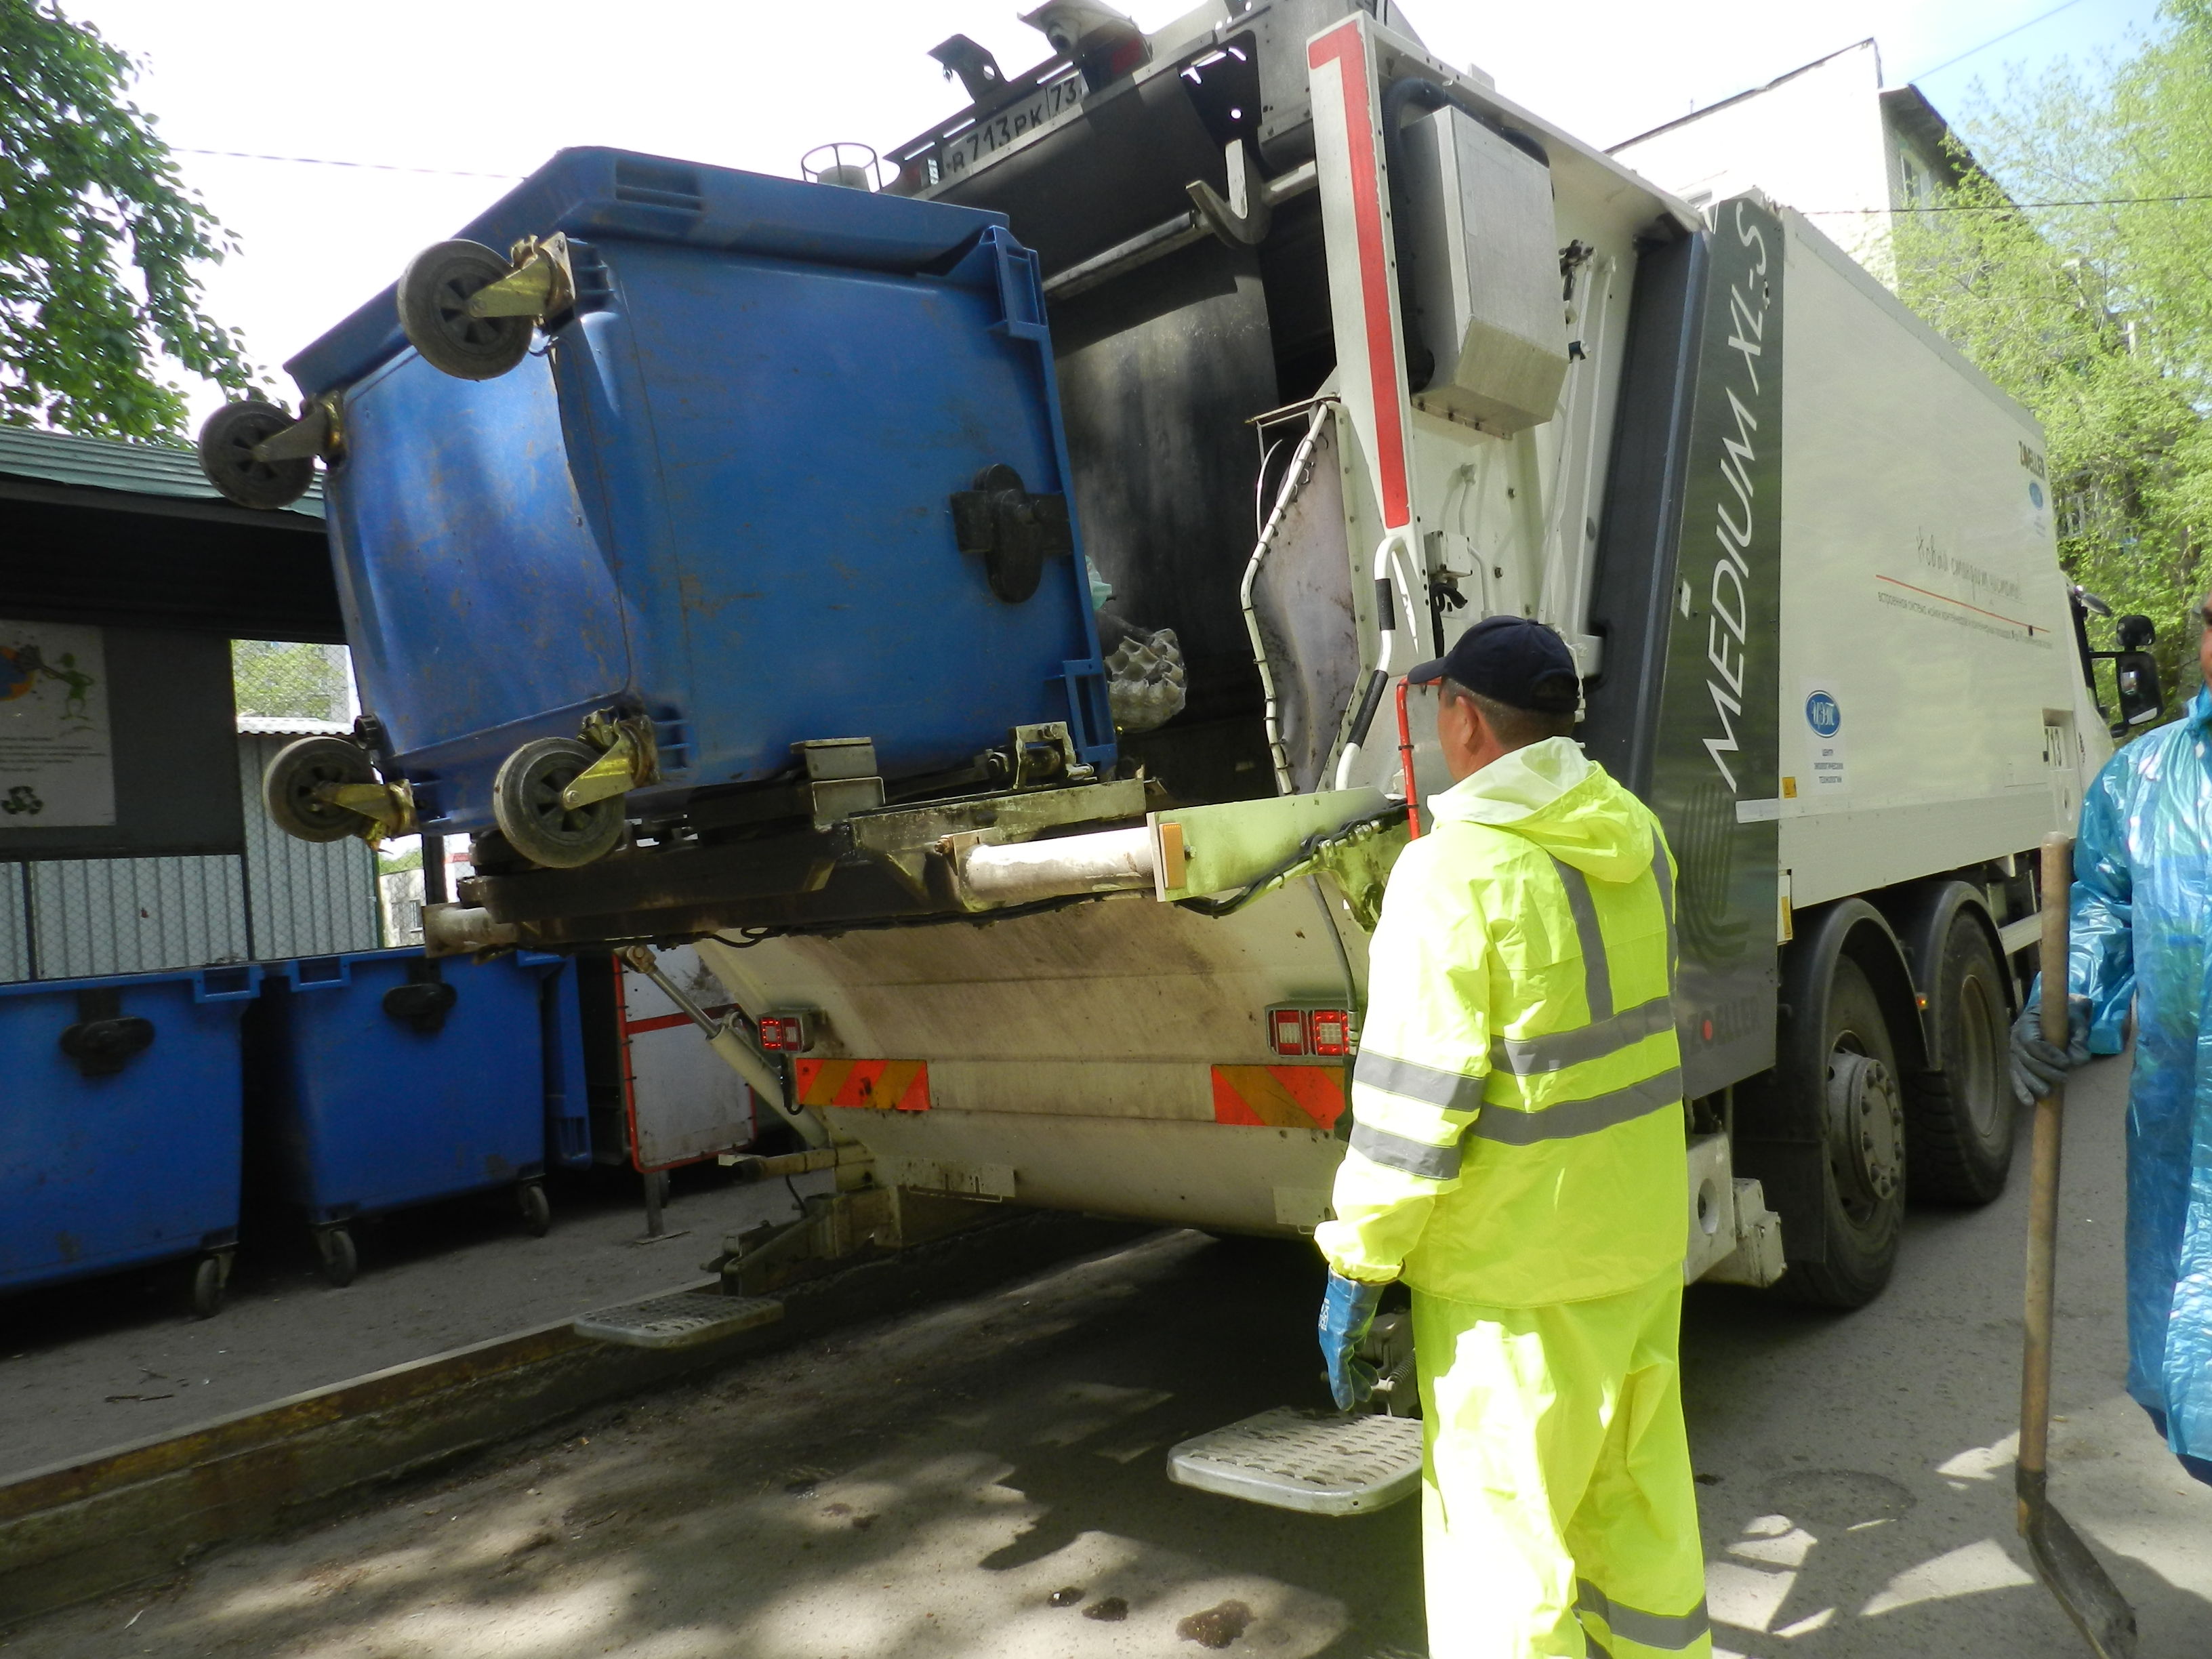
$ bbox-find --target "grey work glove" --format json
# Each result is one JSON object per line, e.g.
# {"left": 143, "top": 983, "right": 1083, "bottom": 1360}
{"left": 2010, "top": 995, "right": 2092, "bottom": 1106}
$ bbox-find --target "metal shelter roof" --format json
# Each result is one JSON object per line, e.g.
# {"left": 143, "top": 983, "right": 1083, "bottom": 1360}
{"left": 0, "top": 423, "right": 344, "bottom": 644}
{"left": 0, "top": 423, "right": 324, "bottom": 519}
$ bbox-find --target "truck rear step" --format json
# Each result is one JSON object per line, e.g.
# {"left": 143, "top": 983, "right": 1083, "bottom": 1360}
{"left": 573, "top": 1289, "right": 783, "bottom": 1349}
{"left": 1168, "top": 1406, "right": 1422, "bottom": 1515}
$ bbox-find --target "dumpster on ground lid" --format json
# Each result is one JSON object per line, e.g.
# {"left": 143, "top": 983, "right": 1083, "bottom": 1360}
{"left": 0, "top": 965, "right": 260, "bottom": 1317}
{"left": 284, "top": 148, "right": 1113, "bottom": 866}
{"left": 249, "top": 949, "right": 573, "bottom": 1285}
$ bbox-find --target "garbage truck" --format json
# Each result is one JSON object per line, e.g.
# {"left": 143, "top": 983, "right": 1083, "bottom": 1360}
{"left": 203, "top": 0, "right": 2147, "bottom": 1313}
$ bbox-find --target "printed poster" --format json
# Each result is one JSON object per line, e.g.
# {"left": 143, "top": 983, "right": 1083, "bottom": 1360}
{"left": 0, "top": 620, "right": 115, "bottom": 827}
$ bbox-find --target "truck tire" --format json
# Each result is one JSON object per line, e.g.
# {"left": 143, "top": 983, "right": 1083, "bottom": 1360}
{"left": 1906, "top": 914, "right": 2015, "bottom": 1205}
{"left": 1780, "top": 954, "right": 1906, "bottom": 1309}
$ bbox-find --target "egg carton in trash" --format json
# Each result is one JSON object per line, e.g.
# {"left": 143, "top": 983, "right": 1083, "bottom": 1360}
{"left": 1105, "top": 625, "right": 1187, "bottom": 735}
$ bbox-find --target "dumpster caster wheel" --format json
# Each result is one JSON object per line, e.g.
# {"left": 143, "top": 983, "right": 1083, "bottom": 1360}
{"left": 188, "top": 1252, "right": 231, "bottom": 1319}
{"left": 197, "top": 400, "right": 315, "bottom": 510}
{"left": 397, "top": 239, "right": 533, "bottom": 381}
{"left": 315, "top": 1226, "right": 359, "bottom": 1288}
{"left": 518, "top": 1181, "right": 552, "bottom": 1237}
{"left": 493, "top": 738, "right": 624, "bottom": 869}
{"left": 264, "top": 736, "right": 376, "bottom": 844}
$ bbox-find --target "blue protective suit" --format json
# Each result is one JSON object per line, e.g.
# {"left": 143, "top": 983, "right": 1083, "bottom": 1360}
{"left": 2069, "top": 686, "right": 2212, "bottom": 1475}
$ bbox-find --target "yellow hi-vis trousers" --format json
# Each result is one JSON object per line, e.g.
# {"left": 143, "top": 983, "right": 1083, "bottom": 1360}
{"left": 1414, "top": 1269, "right": 1709, "bottom": 1659}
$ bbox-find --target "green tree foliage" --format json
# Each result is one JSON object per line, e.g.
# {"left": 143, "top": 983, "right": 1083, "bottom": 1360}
{"left": 232, "top": 639, "right": 350, "bottom": 724}
{"left": 0, "top": 0, "right": 257, "bottom": 436}
{"left": 1894, "top": 1, "right": 2212, "bottom": 705}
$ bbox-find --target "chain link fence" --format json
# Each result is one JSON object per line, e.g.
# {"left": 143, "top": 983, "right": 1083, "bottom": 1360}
{"left": 232, "top": 640, "right": 355, "bottom": 725}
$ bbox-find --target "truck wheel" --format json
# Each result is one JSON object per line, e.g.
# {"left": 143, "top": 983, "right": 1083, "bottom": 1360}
{"left": 263, "top": 736, "right": 376, "bottom": 842}
{"left": 396, "top": 239, "right": 532, "bottom": 381}
{"left": 197, "top": 399, "right": 314, "bottom": 510}
{"left": 1907, "top": 915, "right": 2015, "bottom": 1204}
{"left": 493, "top": 738, "right": 625, "bottom": 868}
{"left": 1780, "top": 955, "right": 1906, "bottom": 1309}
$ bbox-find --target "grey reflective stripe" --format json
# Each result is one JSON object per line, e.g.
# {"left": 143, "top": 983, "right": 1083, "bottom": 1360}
{"left": 1349, "top": 1121, "right": 1462, "bottom": 1180}
{"left": 1488, "top": 995, "right": 1674, "bottom": 1076}
{"left": 1553, "top": 857, "right": 1613, "bottom": 1021}
{"left": 1650, "top": 832, "right": 1678, "bottom": 969}
{"left": 1353, "top": 1050, "right": 1486, "bottom": 1113}
{"left": 1470, "top": 1068, "right": 1683, "bottom": 1146}
{"left": 1577, "top": 1582, "right": 1710, "bottom": 1651}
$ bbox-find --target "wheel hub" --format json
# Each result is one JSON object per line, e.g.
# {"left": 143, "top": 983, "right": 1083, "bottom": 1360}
{"left": 1826, "top": 1048, "right": 1904, "bottom": 1207}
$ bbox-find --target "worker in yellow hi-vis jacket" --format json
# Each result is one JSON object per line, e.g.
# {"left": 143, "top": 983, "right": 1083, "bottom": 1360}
{"left": 1314, "top": 615, "right": 1706, "bottom": 1659}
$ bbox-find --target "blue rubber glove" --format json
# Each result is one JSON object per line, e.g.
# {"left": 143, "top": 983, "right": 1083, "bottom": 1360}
{"left": 1317, "top": 1270, "right": 1386, "bottom": 1411}
{"left": 2009, "top": 993, "right": 2091, "bottom": 1107}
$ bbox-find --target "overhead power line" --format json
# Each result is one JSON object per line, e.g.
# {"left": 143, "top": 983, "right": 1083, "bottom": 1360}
{"left": 1908, "top": 0, "right": 2097, "bottom": 83}
{"left": 175, "top": 148, "right": 524, "bottom": 182}
{"left": 1804, "top": 192, "right": 2212, "bottom": 214}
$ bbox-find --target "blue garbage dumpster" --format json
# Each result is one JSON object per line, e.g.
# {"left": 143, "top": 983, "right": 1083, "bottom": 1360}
{"left": 285, "top": 148, "right": 1112, "bottom": 865}
{"left": 0, "top": 966, "right": 260, "bottom": 1317}
{"left": 250, "top": 949, "right": 576, "bottom": 1285}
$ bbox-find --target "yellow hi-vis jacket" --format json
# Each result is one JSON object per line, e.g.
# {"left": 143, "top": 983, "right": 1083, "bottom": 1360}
{"left": 1317, "top": 738, "right": 1685, "bottom": 1307}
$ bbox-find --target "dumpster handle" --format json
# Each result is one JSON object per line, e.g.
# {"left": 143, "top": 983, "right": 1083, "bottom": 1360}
{"left": 287, "top": 956, "right": 351, "bottom": 992}
{"left": 192, "top": 965, "right": 264, "bottom": 1004}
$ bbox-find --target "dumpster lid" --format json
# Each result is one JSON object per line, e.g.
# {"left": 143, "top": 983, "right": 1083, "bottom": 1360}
{"left": 288, "top": 147, "right": 1010, "bottom": 396}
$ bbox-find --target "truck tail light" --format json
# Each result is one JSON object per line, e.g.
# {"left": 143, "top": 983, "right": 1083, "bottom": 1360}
{"left": 1307, "top": 1009, "right": 1351, "bottom": 1057}
{"left": 1265, "top": 1006, "right": 1353, "bottom": 1058}
{"left": 757, "top": 1011, "right": 814, "bottom": 1052}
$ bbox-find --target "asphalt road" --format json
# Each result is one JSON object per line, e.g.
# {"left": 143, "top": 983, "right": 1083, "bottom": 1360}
{"left": 9, "top": 1050, "right": 2209, "bottom": 1658}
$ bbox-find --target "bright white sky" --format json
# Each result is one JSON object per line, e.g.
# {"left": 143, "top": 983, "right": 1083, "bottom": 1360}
{"left": 66, "top": 0, "right": 2161, "bottom": 419}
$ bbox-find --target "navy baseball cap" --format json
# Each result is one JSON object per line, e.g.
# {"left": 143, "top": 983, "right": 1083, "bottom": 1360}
{"left": 1406, "top": 616, "right": 1580, "bottom": 714}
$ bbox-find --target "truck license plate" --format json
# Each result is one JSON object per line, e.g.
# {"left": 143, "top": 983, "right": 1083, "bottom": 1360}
{"left": 927, "top": 73, "right": 1086, "bottom": 182}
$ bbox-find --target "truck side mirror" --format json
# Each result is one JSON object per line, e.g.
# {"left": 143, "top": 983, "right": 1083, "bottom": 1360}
{"left": 2112, "top": 649, "right": 2164, "bottom": 735}
{"left": 2090, "top": 613, "right": 2164, "bottom": 737}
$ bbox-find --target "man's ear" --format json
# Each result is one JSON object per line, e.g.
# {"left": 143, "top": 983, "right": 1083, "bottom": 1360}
{"left": 1452, "top": 693, "right": 1485, "bottom": 747}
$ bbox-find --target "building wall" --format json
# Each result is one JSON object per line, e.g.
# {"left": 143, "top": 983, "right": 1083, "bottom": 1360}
{"left": 24, "top": 854, "right": 249, "bottom": 980}
{"left": 1611, "top": 41, "right": 1902, "bottom": 277}
{"left": 0, "top": 731, "right": 382, "bottom": 982}
{"left": 237, "top": 733, "right": 383, "bottom": 960}
{"left": 0, "top": 867, "right": 26, "bottom": 981}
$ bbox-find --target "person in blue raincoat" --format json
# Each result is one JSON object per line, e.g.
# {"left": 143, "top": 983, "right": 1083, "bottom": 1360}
{"left": 2013, "top": 596, "right": 2212, "bottom": 1486}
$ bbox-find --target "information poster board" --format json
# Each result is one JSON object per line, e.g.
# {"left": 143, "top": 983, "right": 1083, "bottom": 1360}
{"left": 0, "top": 621, "right": 242, "bottom": 860}
{"left": 0, "top": 620, "right": 116, "bottom": 827}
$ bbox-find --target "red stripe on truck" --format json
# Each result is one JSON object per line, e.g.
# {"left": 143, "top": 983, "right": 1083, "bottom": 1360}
{"left": 1309, "top": 20, "right": 1410, "bottom": 529}
{"left": 1212, "top": 1064, "right": 1347, "bottom": 1132}
{"left": 796, "top": 1059, "right": 930, "bottom": 1111}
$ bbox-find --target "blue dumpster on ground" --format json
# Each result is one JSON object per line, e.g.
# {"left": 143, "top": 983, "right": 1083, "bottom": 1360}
{"left": 249, "top": 949, "right": 588, "bottom": 1284}
{"left": 0, "top": 966, "right": 260, "bottom": 1315}
{"left": 287, "top": 148, "right": 1111, "bottom": 848}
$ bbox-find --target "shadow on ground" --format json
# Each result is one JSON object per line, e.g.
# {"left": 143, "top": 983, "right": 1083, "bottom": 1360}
{"left": 8, "top": 1056, "right": 2209, "bottom": 1657}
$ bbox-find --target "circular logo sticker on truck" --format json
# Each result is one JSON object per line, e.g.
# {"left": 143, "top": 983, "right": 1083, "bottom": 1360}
{"left": 1805, "top": 690, "right": 1841, "bottom": 737}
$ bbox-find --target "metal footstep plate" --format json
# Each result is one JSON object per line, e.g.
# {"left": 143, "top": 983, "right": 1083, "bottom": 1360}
{"left": 1168, "top": 1406, "right": 1422, "bottom": 1515}
{"left": 572, "top": 1290, "right": 783, "bottom": 1350}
